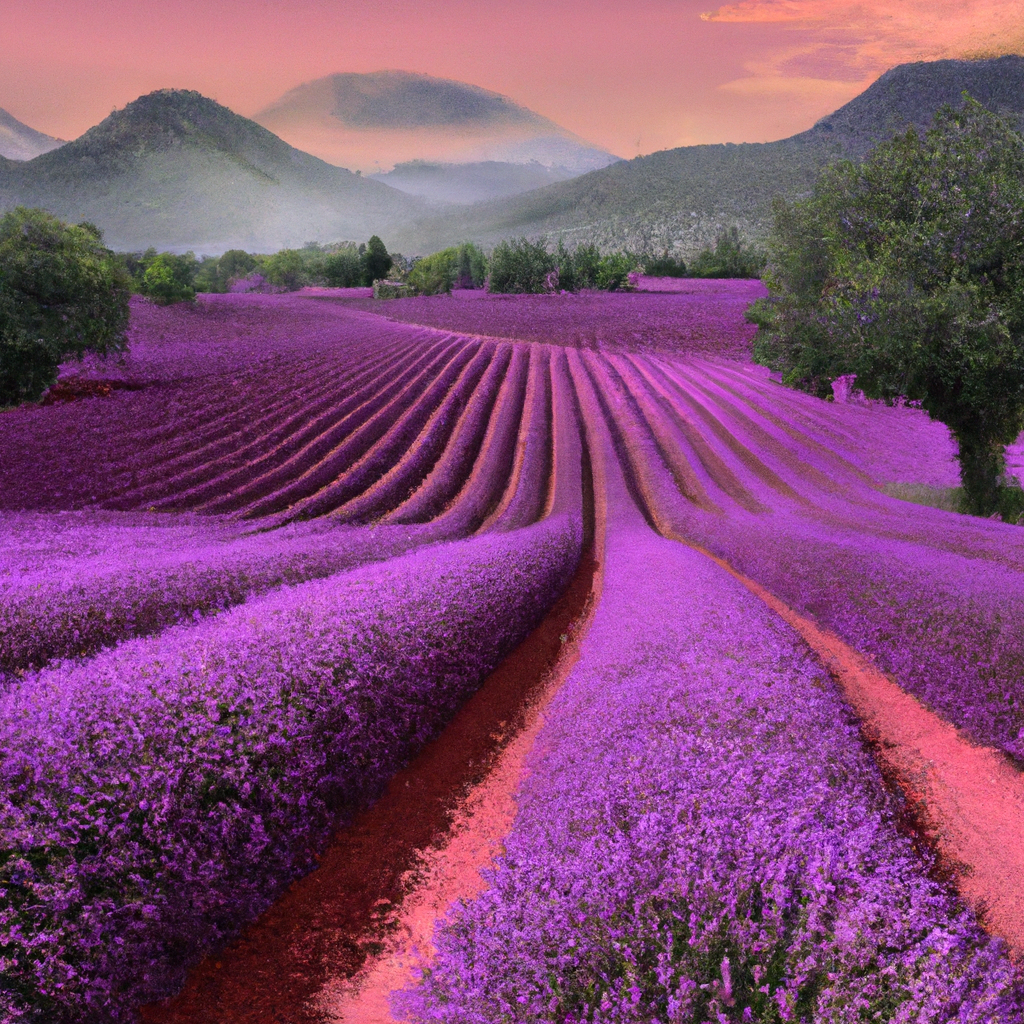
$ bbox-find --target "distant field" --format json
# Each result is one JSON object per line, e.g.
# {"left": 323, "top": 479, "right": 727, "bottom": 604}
{"left": 2, "top": 287, "right": 1024, "bottom": 1024}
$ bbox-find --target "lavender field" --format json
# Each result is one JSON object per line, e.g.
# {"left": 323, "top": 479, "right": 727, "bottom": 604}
{"left": 2, "top": 283, "right": 1023, "bottom": 1023}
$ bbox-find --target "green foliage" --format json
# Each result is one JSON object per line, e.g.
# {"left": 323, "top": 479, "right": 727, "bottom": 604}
{"left": 488, "top": 237, "right": 556, "bottom": 293}
{"left": 488, "top": 238, "right": 639, "bottom": 294}
{"left": 0, "top": 207, "right": 131, "bottom": 405}
{"left": 261, "top": 249, "right": 308, "bottom": 291}
{"left": 688, "top": 227, "right": 765, "bottom": 278}
{"left": 750, "top": 97, "right": 1024, "bottom": 516}
{"left": 643, "top": 252, "right": 688, "bottom": 277}
{"left": 362, "top": 235, "right": 393, "bottom": 285}
{"left": 323, "top": 248, "right": 363, "bottom": 288}
{"left": 407, "top": 243, "right": 487, "bottom": 295}
{"left": 141, "top": 252, "right": 197, "bottom": 305}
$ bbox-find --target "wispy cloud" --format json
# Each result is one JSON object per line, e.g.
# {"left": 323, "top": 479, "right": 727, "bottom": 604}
{"left": 702, "top": 0, "right": 1024, "bottom": 103}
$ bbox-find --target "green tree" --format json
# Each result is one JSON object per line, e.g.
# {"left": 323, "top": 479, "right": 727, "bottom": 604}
{"left": 361, "top": 235, "right": 393, "bottom": 285}
{"left": 689, "top": 227, "right": 764, "bottom": 278}
{"left": 141, "top": 252, "right": 197, "bottom": 304}
{"left": 261, "top": 249, "right": 307, "bottom": 291}
{"left": 748, "top": 97, "right": 1024, "bottom": 516}
{"left": 0, "top": 208, "right": 131, "bottom": 405}
{"left": 488, "top": 237, "right": 555, "bottom": 293}
{"left": 407, "top": 243, "right": 487, "bottom": 295}
{"left": 323, "top": 248, "right": 363, "bottom": 287}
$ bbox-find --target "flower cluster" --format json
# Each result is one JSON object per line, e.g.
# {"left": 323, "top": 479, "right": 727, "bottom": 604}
{"left": 401, "top": 361, "right": 1023, "bottom": 1023}
{"left": 0, "top": 516, "right": 582, "bottom": 1021}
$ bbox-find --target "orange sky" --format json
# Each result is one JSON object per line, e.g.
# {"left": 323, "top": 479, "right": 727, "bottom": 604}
{"left": 2, "top": 0, "right": 1022, "bottom": 158}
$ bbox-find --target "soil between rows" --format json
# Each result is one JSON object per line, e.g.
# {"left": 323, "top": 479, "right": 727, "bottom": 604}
{"left": 139, "top": 545, "right": 598, "bottom": 1024}
{"left": 697, "top": 542, "right": 1024, "bottom": 960}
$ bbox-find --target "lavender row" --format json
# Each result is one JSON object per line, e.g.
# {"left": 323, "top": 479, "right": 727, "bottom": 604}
{"left": 401, "top": 387, "right": 1023, "bottom": 1023}
{"left": 581, "top": 349, "right": 1024, "bottom": 759}
{"left": 0, "top": 517, "right": 467, "bottom": 678}
{"left": 678, "top": 510, "right": 1024, "bottom": 760}
{"left": 0, "top": 514, "right": 583, "bottom": 1022}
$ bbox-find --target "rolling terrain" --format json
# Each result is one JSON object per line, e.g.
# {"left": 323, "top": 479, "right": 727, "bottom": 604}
{"left": 391, "top": 55, "right": 1024, "bottom": 255}
{"left": 2, "top": 289, "right": 1024, "bottom": 1021}
{"left": 0, "top": 90, "right": 424, "bottom": 253}
{"left": 2, "top": 57, "right": 1022, "bottom": 254}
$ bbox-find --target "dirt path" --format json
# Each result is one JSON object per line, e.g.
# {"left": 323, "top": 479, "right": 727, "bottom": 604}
{"left": 698, "top": 544, "right": 1024, "bottom": 957}
{"left": 139, "top": 548, "right": 597, "bottom": 1024}
{"left": 315, "top": 612, "right": 590, "bottom": 1022}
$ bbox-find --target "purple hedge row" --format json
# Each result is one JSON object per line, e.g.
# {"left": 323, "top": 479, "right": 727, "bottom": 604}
{"left": 0, "top": 514, "right": 582, "bottom": 1022}
{"left": 681, "top": 513, "right": 1024, "bottom": 762}
{"left": 400, "top": 523, "right": 1023, "bottom": 1023}
{"left": 0, "top": 518, "right": 462, "bottom": 679}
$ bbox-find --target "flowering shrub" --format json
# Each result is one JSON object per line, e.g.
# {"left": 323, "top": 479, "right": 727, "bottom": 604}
{"left": 400, "top": 365, "right": 1023, "bottom": 1023}
{"left": 403, "top": 529, "right": 1023, "bottom": 1022}
{"left": 0, "top": 515, "right": 583, "bottom": 1021}
{"left": 0, "top": 518, "right": 471, "bottom": 678}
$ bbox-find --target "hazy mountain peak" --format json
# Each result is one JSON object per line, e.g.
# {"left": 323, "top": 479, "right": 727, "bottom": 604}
{"left": 0, "top": 88, "right": 424, "bottom": 253}
{"left": 802, "top": 54, "right": 1024, "bottom": 155}
{"left": 268, "top": 70, "right": 550, "bottom": 131}
{"left": 57, "top": 89, "right": 311, "bottom": 171}
{"left": 0, "top": 108, "right": 64, "bottom": 161}
{"left": 254, "top": 71, "right": 619, "bottom": 174}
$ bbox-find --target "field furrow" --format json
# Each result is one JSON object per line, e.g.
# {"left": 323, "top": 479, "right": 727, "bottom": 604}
{"left": 331, "top": 344, "right": 509, "bottom": 523}
{"left": 279, "top": 341, "right": 493, "bottom": 521}
{"left": 387, "top": 344, "right": 529, "bottom": 527}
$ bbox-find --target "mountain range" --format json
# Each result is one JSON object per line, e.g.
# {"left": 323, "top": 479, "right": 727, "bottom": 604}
{"left": 252, "top": 71, "right": 619, "bottom": 175}
{"left": 388, "top": 55, "right": 1024, "bottom": 256}
{"left": 1, "top": 56, "right": 1022, "bottom": 255}
{"left": 0, "top": 89, "right": 425, "bottom": 252}
{"left": 0, "top": 108, "right": 64, "bottom": 161}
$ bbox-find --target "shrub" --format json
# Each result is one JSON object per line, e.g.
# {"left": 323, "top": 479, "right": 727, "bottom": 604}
{"left": 688, "top": 226, "right": 765, "bottom": 278}
{"left": 323, "top": 248, "right": 363, "bottom": 288}
{"left": 260, "top": 249, "right": 308, "bottom": 291}
{"left": 643, "top": 252, "right": 688, "bottom": 277}
{"left": 0, "top": 207, "right": 131, "bottom": 405}
{"left": 488, "top": 237, "right": 556, "bottom": 294}
{"left": 361, "top": 235, "right": 393, "bottom": 285}
{"left": 407, "top": 243, "right": 487, "bottom": 295}
{"left": 141, "top": 253, "right": 197, "bottom": 305}
{"left": 748, "top": 97, "right": 1024, "bottom": 516}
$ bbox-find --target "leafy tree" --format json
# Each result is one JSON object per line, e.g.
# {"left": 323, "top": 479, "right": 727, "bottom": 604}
{"left": 748, "top": 97, "right": 1024, "bottom": 516}
{"left": 323, "top": 248, "right": 363, "bottom": 287}
{"left": 141, "top": 252, "right": 197, "bottom": 304}
{"left": 488, "top": 237, "right": 556, "bottom": 293}
{"left": 689, "top": 227, "right": 765, "bottom": 278}
{"left": 644, "top": 252, "right": 688, "bottom": 277}
{"left": 361, "top": 235, "right": 393, "bottom": 285}
{"left": 0, "top": 207, "right": 131, "bottom": 405}
{"left": 261, "top": 249, "right": 308, "bottom": 291}
{"left": 407, "top": 243, "right": 487, "bottom": 295}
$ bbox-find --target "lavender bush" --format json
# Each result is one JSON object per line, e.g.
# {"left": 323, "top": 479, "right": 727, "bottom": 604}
{"left": 399, "top": 378, "right": 1023, "bottom": 1022}
{"left": 0, "top": 516, "right": 582, "bottom": 1022}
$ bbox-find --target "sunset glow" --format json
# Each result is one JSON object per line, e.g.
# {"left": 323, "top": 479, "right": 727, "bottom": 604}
{"left": 3, "top": 0, "right": 1021, "bottom": 161}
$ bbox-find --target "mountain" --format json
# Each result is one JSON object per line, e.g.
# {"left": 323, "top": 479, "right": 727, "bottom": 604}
{"left": 0, "top": 89, "right": 425, "bottom": 253}
{"left": 390, "top": 56, "right": 1024, "bottom": 256}
{"left": 369, "top": 159, "right": 578, "bottom": 204}
{"left": 0, "top": 108, "right": 64, "bottom": 161}
{"left": 253, "top": 71, "right": 619, "bottom": 176}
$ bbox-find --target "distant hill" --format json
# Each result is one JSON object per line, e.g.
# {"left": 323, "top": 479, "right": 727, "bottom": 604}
{"left": 0, "top": 108, "right": 64, "bottom": 161}
{"left": 0, "top": 89, "right": 425, "bottom": 253}
{"left": 253, "top": 71, "right": 619, "bottom": 176}
{"left": 390, "top": 56, "right": 1024, "bottom": 256}
{"left": 369, "top": 159, "right": 578, "bottom": 204}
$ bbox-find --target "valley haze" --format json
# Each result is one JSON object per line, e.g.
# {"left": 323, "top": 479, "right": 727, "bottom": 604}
{"left": 1, "top": 57, "right": 1023, "bottom": 255}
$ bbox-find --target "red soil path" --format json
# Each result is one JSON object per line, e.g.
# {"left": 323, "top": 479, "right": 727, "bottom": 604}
{"left": 697, "top": 543, "right": 1024, "bottom": 959}
{"left": 139, "top": 546, "right": 598, "bottom": 1024}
